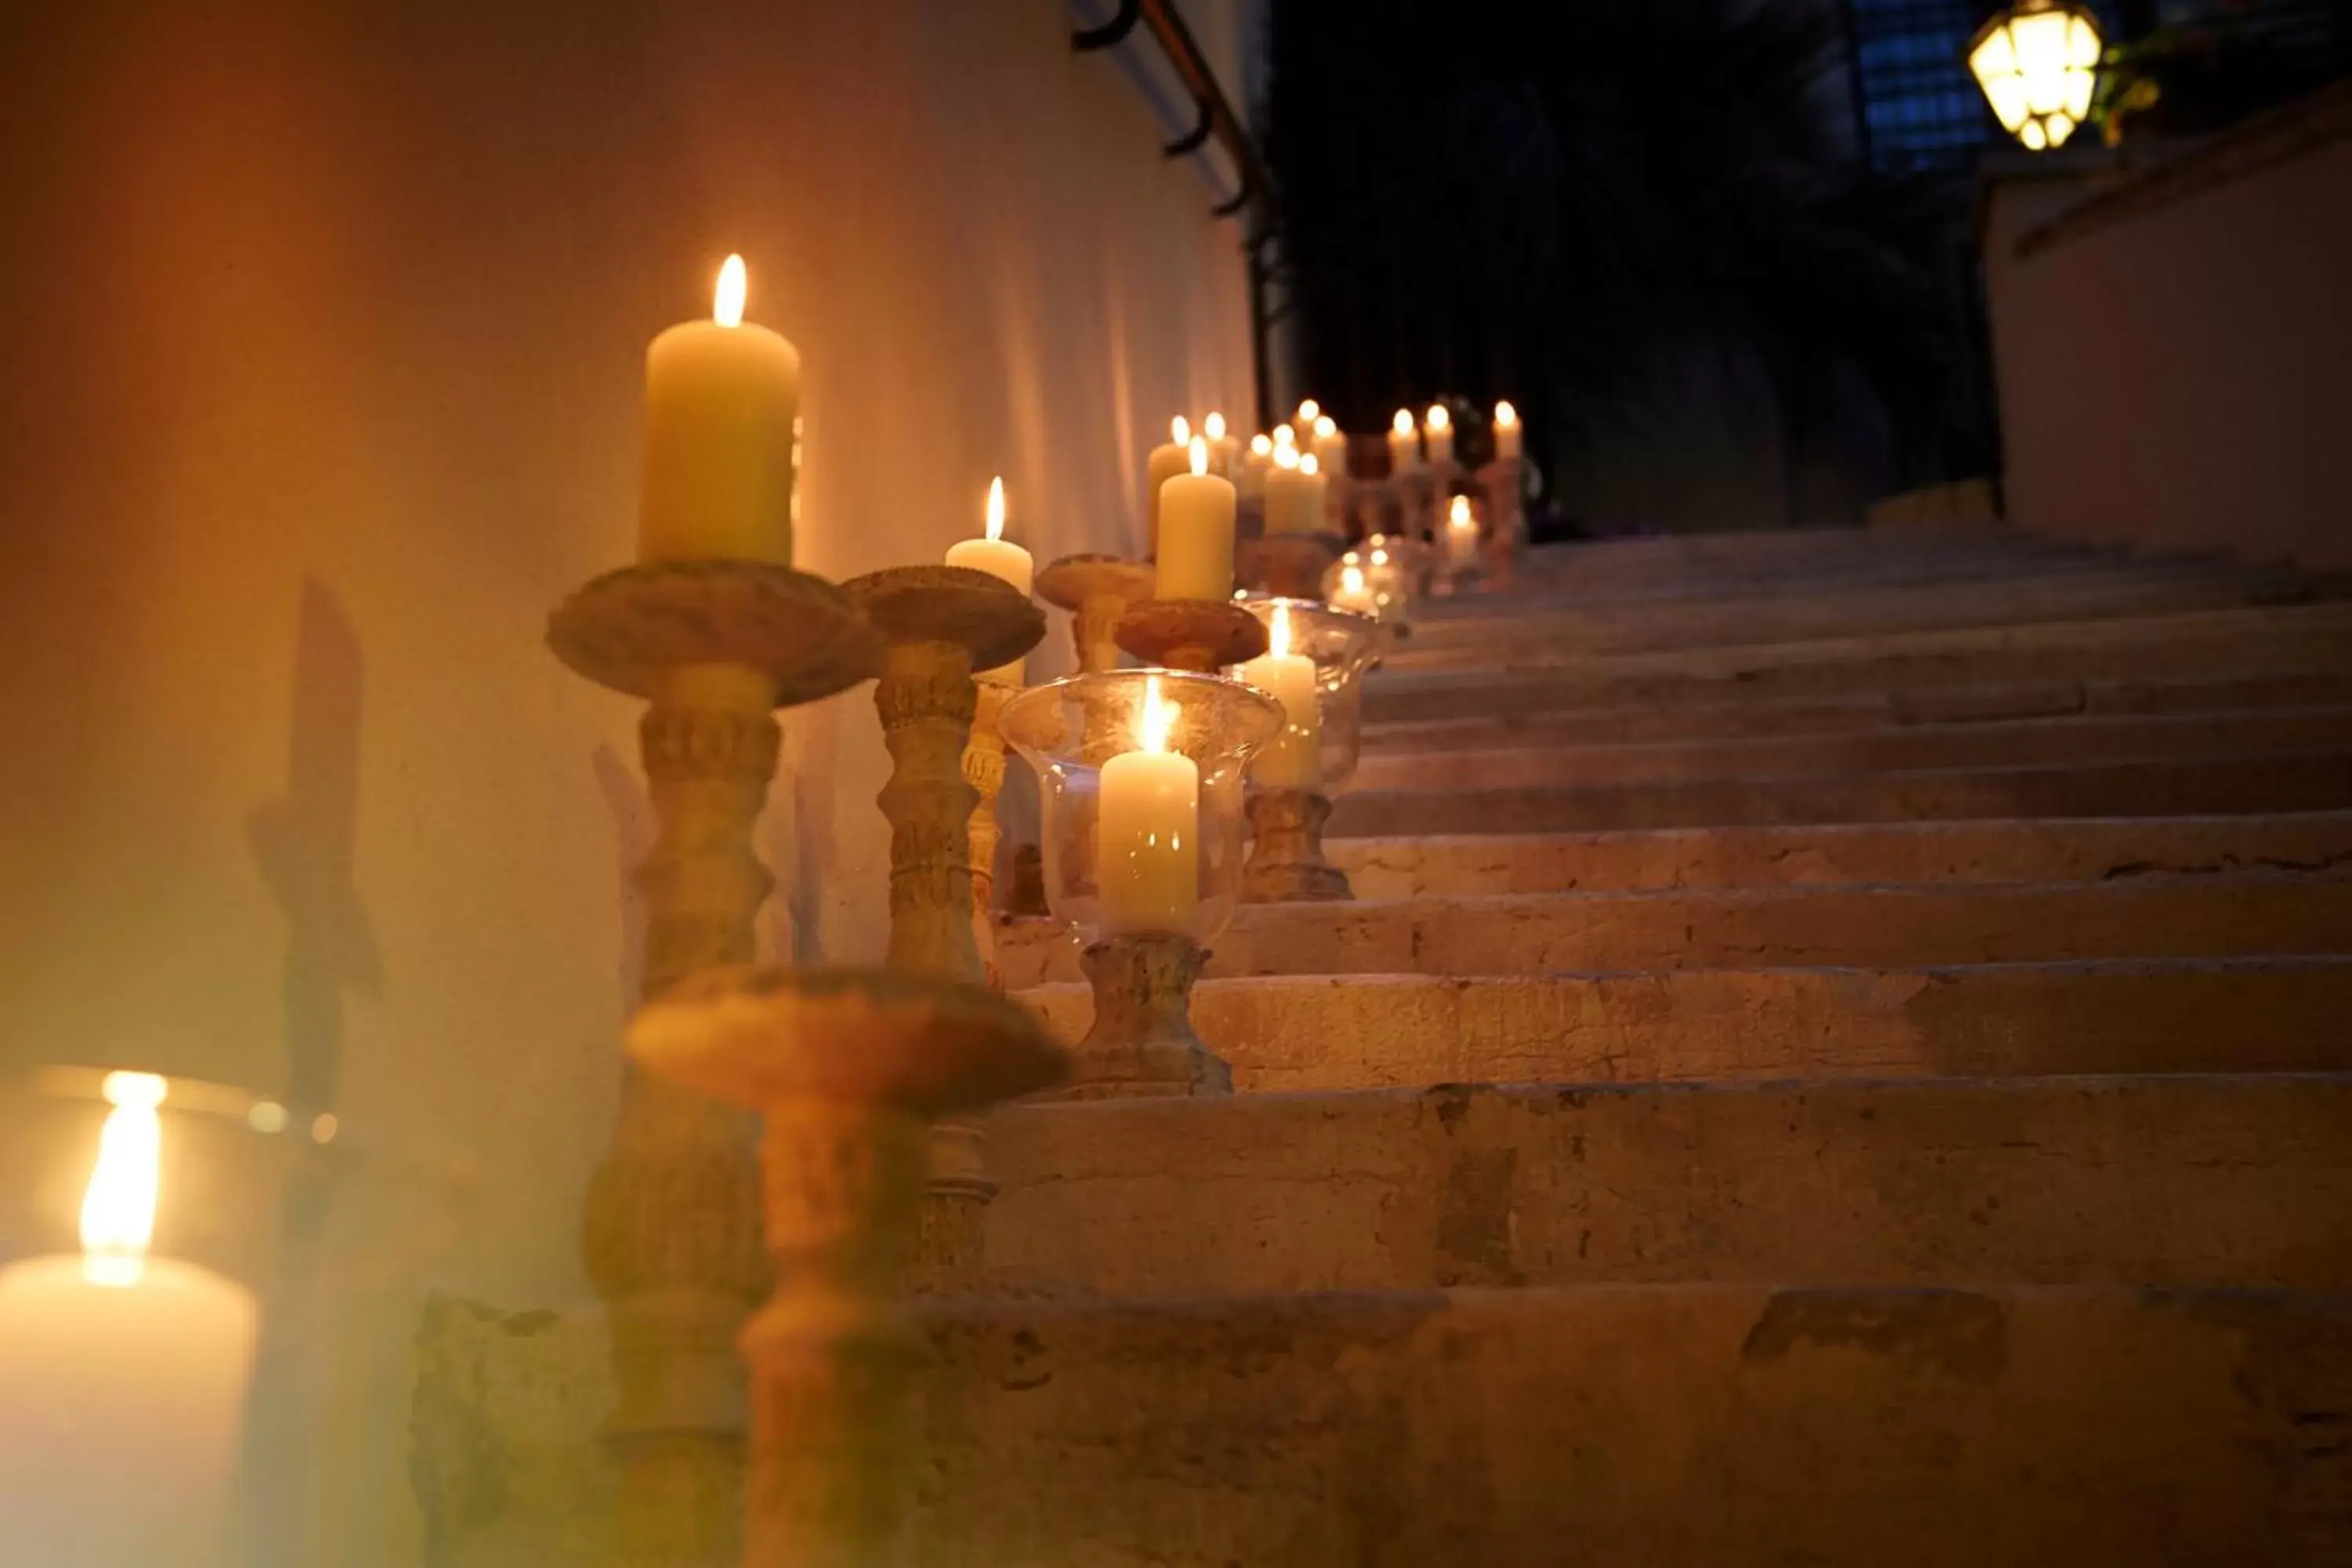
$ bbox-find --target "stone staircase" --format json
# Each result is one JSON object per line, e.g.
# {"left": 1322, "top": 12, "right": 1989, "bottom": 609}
{"left": 920, "top": 527, "right": 2352, "bottom": 1566}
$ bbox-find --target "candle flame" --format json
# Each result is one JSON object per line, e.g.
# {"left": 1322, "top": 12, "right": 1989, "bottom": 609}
{"left": 1427, "top": 404, "right": 1451, "bottom": 431}
{"left": 1171, "top": 415, "right": 1191, "bottom": 446}
{"left": 1138, "top": 675, "right": 1174, "bottom": 754}
{"left": 1188, "top": 436, "right": 1208, "bottom": 477}
{"left": 1271, "top": 601, "right": 1293, "bottom": 659}
{"left": 1272, "top": 423, "right": 1296, "bottom": 448}
{"left": 1392, "top": 409, "right": 1414, "bottom": 436}
{"left": 1314, "top": 415, "right": 1337, "bottom": 437}
{"left": 1370, "top": 547, "right": 1389, "bottom": 564}
{"left": 1301, "top": 454, "right": 1319, "bottom": 476}
{"left": 80, "top": 1071, "right": 168, "bottom": 1287}
{"left": 1204, "top": 411, "right": 1226, "bottom": 441}
{"left": 1298, "top": 398, "right": 1320, "bottom": 423}
{"left": 1450, "top": 495, "right": 1473, "bottom": 528}
{"left": 1250, "top": 433, "right": 1272, "bottom": 457}
{"left": 1273, "top": 445, "right": 1299, "bottom": 471}
{"left": 1494, "top": 399, "right": 1518, "bottom": 427}
{"left": 713, "top": 255, "right": 747, "bottom": 328}
{"left": 1341, "top": 564, "right": 1366, "bottom": 593}
{"left": 985, "top": 476, "right": 1005, "bottom": 542}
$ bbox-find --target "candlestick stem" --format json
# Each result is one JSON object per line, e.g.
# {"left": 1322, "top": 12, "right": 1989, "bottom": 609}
{"left": 1046, "top": 933, "right": 1231, "bottom": 1100}
{"left": 1242, "top": 787, "right": 1353, "bottom": 902}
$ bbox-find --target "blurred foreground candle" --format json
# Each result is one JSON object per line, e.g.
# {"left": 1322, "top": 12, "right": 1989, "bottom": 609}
{"left": 1155, "top": 438, "right": 1236, "bottom": 600}
{"left": 1238, "top": 603, "right": 1322, "bottom": 789}
{"left": 1388, "top": 408, "right": 1421, "bottom": 474}
{"left": 1493, "top": 400, "right": 1522, "bottom": 460}
{"left": 1098, "top": 676, "right": 1200, "bottom": 934}
{"left": 1203, "top": 411, "right": 1243, "bottom": 477}
{"left": 0, "top": 1073, "right": 260, "bottom": 1568}
{"left": 946, "top": 476, "right": 1035, "bottom": 682}
{"left": 1447, "top": 493, "right": 1479, "bottom": 564}
{"left": 1264, "top": 445, "right": 1326, "bottom": 536}
{"left": 1145, "top": 416, "right": 1193, "bottom": 553}
{"left": 1425, "top": 403, "right": 1454, "bottom": 466}
{"left": 639, "top": 253, "right": 802, "bottom": 563}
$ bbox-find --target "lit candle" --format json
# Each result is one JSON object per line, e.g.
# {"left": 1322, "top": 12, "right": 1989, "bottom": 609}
{"left": 1237, "top": 432, "right": 1273, "bottom": 503}
{"left": 1425, "top": 403, "right": 1454, "bottom": 466}
{"left": 1239, "top": 603, "right": 1323, "bottom": 790}
{"left": 1388, "top": 408, "right": 1421, "bottom": 474}
{"left": 1263, "top": 445, "right": 1326, "bottom": 536}
{"left": 1202, "top": 410, "right": 1243, "bottom": 477}
{"left": 1145, "top": 416, "right": 1193, "bottom": 554}
{"left": 1329, "top": 561, "right": 1378, "bottom": 618}
{"left": 1311, "top": 413, "right": 1348, "bottom": 480}
{"left": 1155, "top": 437, "right": 1236, "bottom": 600}
{"left": 1446, "top": 493, "right": 1480, "bottom": 564}
{"left": 639, "top": 254, "right": 803, "bottom": 564}
{"left": 1097, "top": 676, "right": 1200, "bottom": 935}
{"left": 0, "top": 1073, "right": 260, "bottom": 1568}
{"left": 945, "top": 476, "right": 1035, "bottom": 684}
{"left": 1293, "top": 397, "right": 1320, "bottom": 445}
{"left": 1493, "top": 400, "right": 1522, "bottom": 461}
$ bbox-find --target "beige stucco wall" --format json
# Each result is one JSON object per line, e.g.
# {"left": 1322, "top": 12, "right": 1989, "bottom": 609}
{"left": 0, "top": 0, "right": 1251, "bottom": 1560}
{"left": 1984, "top": 106, "right": 2352, "bottom": 569}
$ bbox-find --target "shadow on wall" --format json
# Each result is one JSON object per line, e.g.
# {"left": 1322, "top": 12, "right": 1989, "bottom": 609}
{"left": 241, "top": 577, "right": 381, "bottom": 1567}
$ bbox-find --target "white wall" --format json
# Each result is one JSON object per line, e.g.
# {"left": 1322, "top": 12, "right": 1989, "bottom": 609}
{"left": 0, "top": 1, "right": 1251, "bottom": 1560}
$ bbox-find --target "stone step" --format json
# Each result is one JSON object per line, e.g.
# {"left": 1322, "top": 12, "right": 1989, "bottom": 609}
{"left": 993, "top": 877, "right": 2352, "bottom": 987}
{"left": 1359, "top": 670, "right": 2352, "bottom": 751}
{"left": 912, "top": 1284, "right": 2352, "bottom": 1566}
{"left": 1016, "top": 959, "right": 2352, "bottom": 1091}
{"left": 1362, "top": 602, "right": 2352, "bottom": 723}
{"left": 978, "top": 1075, "right": 2352, "bottom": 1298}
{"left": 1328, "top": 753, "right": 2352, "bottom": 837}
{"left": 1388, "top": 572, "right": 2314, "bottom": 665}
{"left": 1352, "top": 708, "right": 2352, "bottom": 792}
{"left": 1329, "top": 812, "right": 2352, "bottom": 898}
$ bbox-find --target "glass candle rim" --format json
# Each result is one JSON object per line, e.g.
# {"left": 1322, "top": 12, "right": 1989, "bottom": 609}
{"left": 1000, "top": 667, "right": 1286, "bottom": 765}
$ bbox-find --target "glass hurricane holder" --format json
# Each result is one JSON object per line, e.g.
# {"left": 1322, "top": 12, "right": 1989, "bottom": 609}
{"left": 547, "top": 558, "right": 883, "bottom": 1568}
{"left": 839, "top": 565, "right": 1046, "bottom": 1293}
{"left": 1000, "top": 670, "right": 1282, "bottom": 1098}
{"left": 1234, "top": 598, "right": 1381, "bottom": 904}
{"left": 630, "top": 967, "right": 1062, "bottom": 1568}
{"left": 1036, "top": 553, "right": 1155, "bottom": 675}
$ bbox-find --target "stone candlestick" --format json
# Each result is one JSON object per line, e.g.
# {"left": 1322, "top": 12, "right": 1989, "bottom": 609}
{"left": 839, "top": 565, "right": 1044, "bottom": 1292}
{"left": 547, "top": 559, "right": 884, "bottom": 1568}
{"left": 1242, "top": 789, "right": 1351, "bottom": 902}
{"left": 1479, "top": 456, "right": 1526, "bottom": 586}
{"left": 1051, "top": 934, "right": 1227, "bottom": 1098}
{"left": 629, "top": 966, "right": 1062, "bottom": 1568}
{"left": 1114, "top": 598, "right": 1268, "bottom": 675}
{"left": 1036, "top": 553, "right": 1155, "bottom": 674}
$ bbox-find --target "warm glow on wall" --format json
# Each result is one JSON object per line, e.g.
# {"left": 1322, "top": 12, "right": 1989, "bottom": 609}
{"left": 1969, "top": 0, "right": 2102, "bottom": 151}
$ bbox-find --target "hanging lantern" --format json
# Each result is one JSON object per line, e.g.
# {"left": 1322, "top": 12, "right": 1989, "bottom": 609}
{"left": 1968, "top": 0, "right": 2103, "bottom": 151}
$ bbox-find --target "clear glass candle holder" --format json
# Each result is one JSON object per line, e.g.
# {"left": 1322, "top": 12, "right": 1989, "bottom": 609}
{"left": 1234, "top": 596, "right": 1382, "bottom": 790}
{"left": 999, "top": 669, "right": 1282, "bottom": 947}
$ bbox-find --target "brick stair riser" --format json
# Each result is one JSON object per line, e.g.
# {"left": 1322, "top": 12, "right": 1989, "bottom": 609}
{"left": 993, "top": 879, "right": 2352, "bottom": 987}
{"left": 1016, "top": 960, "right": 2352, "bottom": 1091}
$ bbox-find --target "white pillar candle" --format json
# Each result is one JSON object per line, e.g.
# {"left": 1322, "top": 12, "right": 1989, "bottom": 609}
{"left": 1425, "top": 403, "right": 1454, "bottom": 466}
{"left": 1329, "top": 561, "right": 1378, "bottom": 618}
{"left": 1292, "top": 397, "right": 1320, "bottom": 445}
{"left": 639, "top": 254, "right": 802, "bottom": 564}
{"left": 1310, "top": 414, "right": 1348, "bottom": 480}
{"left": 1263, "top": 445, "right": 1323, "bottom": 536}
{"left": 1237, "top": 433, "right": 1273, "bottom": 503}
{"left": 1446, "top": 493, "right": 1480, "bottom": 564}
{"left": 1388, "top": 408, "right": 1421, "bottom": 474}
{"left": 1097, "top": 676, "right": 1200, "bottom": 936}
{"left": 1493, "top": 400, "right": 1522, "bottom": 460}
{"left": 0, "top": 1073, "right": 260, "bottom": 1568}
{"left": 945, "top": 476, "right": 1034, "bottom": 684}
{"left": 1155, "top": 437, "right": 1236, "bottom": 600}
{"left": 1202, "top": 411, "right": 1243, "bottom": 477}
{"left": 1239, "top": 603, "right": 1322, "bottom": 790}
{"left": 1144, "top": 416, "right": 1193, "bottom": 554}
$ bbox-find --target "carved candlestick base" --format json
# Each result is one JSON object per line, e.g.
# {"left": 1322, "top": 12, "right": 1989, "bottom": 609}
{"left": 1036, "top": 554, "right": 1154, "bottom": 674}
{"left": 630, "top": 967, "right": 1064, "bottom": 1568}
{"left": 961, "top": 680, "right": 1014, "bottom": 991}
{"left": 840, "top": 565, "right": 1045, "bottom": 1295}
{"left": 1036, "top": 933, "right": 1230, "bottom": 1100}
{"left": 1479, "top": 457, "right": 1526, "bottom": 587}
{"left": 548, "top": 560, "right": 884, "bottom": 1568}
{"left": 1242, "top": 788, "right": 1352, "bottom": 902}
{"left": 1237, "top": 532, "right": 1344, "bottom": 600}
{"left": 1115, "top": 597, "right": 1269, "bottom": 675}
